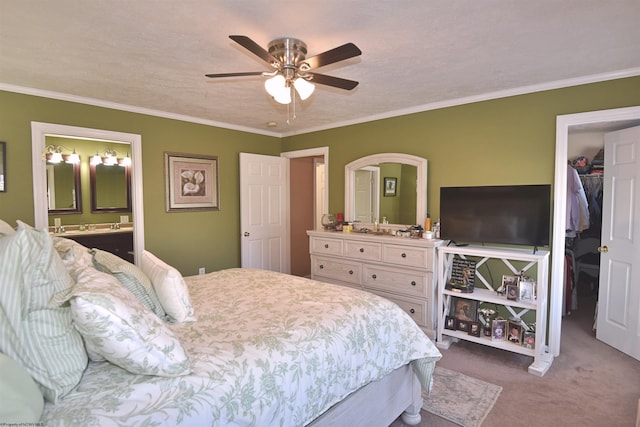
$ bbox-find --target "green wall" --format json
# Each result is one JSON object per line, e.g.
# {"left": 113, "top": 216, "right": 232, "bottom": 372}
{"left": 1, "top": 76, "right": 639, "bottom": 275}
{"left": 281, "top": 76, "right": 640, "bottom": 222}
{"left": 0, "top": 90, "right": 281, "bottom": 274}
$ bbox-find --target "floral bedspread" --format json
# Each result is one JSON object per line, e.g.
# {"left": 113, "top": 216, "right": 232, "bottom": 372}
{"left": 42, "top": 268, "right": 441, "bottom": 426}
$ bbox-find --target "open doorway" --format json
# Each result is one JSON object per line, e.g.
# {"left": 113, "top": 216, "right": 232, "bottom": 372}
{"left": 282, "top": 147, "right": 328, "bottom": 278}
{"left": 550, "top": 106, "right": 640, "bottom": 357}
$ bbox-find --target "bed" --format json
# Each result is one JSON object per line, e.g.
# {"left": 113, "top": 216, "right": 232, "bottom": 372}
{"left": 0, "top": 221, "right": 441, "bottom": 426}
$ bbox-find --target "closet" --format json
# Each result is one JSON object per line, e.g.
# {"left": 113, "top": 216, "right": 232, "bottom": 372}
{"left": 565, "top": 135, "right": 604, "bottom": 319}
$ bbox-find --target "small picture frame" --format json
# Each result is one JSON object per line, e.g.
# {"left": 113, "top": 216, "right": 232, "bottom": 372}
{"left": 450, "top": 297, "right": 478, "bottom": 322}
{"left": 383, "top": 177, "right": 397, "bottom": 197}
{"left": 445, "top": 316, "right": 457, "bottom": 330}
{"left": 492, "top": 319, "right": 507, "bottom": 341}
{"left": 506, "top": 284, "right": 519, "bottom": 301}
{"left": 501, "top": 274, "right": 519, "bottom": 288}
{"left": 507, "top": 321, "right": 523, "bottom": 345}
{"left": 468, "top": 321, "right": 481, "bottom": 337}
{"left": 519, "top": 280, "right": 535, "bottom": 301}
{"left": 457, "top": 319, "right": 470, "bottom": 333}
{"left": 522, "top": 331, "right": 536, "bottom": 349}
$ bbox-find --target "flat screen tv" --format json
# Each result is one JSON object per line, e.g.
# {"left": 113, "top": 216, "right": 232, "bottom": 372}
{"left": 439, "top": 184, "right": 551, "bottom": 248}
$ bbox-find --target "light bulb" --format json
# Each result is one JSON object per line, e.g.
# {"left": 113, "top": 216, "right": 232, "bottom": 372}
{"left": 49, "top": 152, "right": 63, "bottom": 163}
{"left": 294, "top": 78, "right": 315, "bottom": 100}
{"left": 273, "top": 86, "right": 292, "bottom": 104}
{"left": 91, "top": 154, "right": 102, "bottom": 165}
{"left": 66, "top": 150, "right": 80, "bottom": 164}
{"left": 265, "top": 75, "right": 286, "bottom": 97}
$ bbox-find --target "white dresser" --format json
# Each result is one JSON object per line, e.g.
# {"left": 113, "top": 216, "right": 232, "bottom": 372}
{"left": 307, "top": 230, "right": 442, "bottom": 339}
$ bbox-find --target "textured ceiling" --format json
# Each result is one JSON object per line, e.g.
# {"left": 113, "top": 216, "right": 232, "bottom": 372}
{"left": 1, "top": 1, "right": 640, "bottom": 137}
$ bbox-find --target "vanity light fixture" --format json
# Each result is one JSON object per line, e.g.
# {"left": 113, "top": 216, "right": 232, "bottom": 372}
{"left": 43, "top": 145, "right": 80, "bottom": 164}
{"left": 91, "top": 148, "right": 131, "bottom": 166}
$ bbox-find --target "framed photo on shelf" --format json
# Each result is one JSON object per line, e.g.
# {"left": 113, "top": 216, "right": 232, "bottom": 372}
{"left": 519, "top": 280, "right": 535, "bottom": 301}
{"left": 507, "top": 321, "right": 523, "bottom": 345}
{"left": 457, "top": 319, "right": 470, "bottom": 333}
{"left": 506, "top": 284, "right": 519, "bottom": 301}
{"left": 450, "top": 297, "right": 478, "bottom": 322}
{"left": 491, "top": 319, "right": 507, "bottom": 341}
{"left": 522, "top": 331, "right": 536, "bottom": 349}
{"left": 468, "top": 322, "right": 481, "bottom": 337}
{"left": 383, "top": 177, "right": 397, "bottom": 197}
{"left": 445, "top": 316, "right": 457, "bottom": 330}
{"left": 165, "top": 152, "right": 219, "bottom": 212}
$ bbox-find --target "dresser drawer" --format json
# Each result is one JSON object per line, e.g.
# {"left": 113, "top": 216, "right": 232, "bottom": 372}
{"left": 345, "top": 240, "right": 382, "bottom": 261}
{"left": 382, "top": 244, "right": 430, "bottom": 269}
{"left": 310, "top": 237, "right": 343, "bottom": 256}
{"left": 311, "top": 256, "right": 361, "bottom": 285}
{"left": 363, "top": 264, "right": 428, "bottom": 298}
{"left": 370, "top": 290, "right": 427, "bottom": 327}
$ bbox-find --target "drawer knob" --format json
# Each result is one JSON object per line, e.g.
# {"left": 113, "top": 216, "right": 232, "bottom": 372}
{"left": 372, "top": 274, "right": 377, "bottom": 279}
{"left": 410, "top": 309, "right": 416, "bottom": 314}
{"left": 359, "top": 248, "right": 364, "bottom": 253}
{"left": 319, "top": 264, "right": 324, "bottom": 269}
{"left": 411, "top": 281, "right": 416, "bottom": 286}
{"left": 401, "top": 253, "right": 407, "bottom": 258}
{"left": 349, "top": 270, "right": 354, "bottom": 275}
{"left": 324, "top": 244, "right": 329, "bottom": 249}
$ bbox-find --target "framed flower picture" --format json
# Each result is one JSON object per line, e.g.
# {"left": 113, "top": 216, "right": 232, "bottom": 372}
{"left": 165, "top": 152, "right": 219, "bottom": 212}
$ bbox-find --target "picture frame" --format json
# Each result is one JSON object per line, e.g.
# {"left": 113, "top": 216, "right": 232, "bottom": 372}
{"left": 491, "top": 319, "right": 507, "bottom": 341}
{"left": 456, "top": 319, "right": 470, "bottom": 333}
{"left": 507, "top": 321, "right": 523, "bottom": 345}
{"left": 383, "top": 177, "right": 397, "bottom": 197}
{"left": 450, "top": 297, "right": 478, "bottom": 322}
{"left": 506, "top": 283, "right": 519, "bottom": 301}
{"left": 444, "top": 316, "right": 457, "bottom": 330}
{"left": 165, "top": 152, "right": 219, "bottom": 212}
{"left": 519, "top": 280, "right": 535, "bottom": 301}
{"left": 522, "top": 331, "right": 536, "bottom": 349}
{"left": 501, "top": 274, "right": 519, "bottom": 288}
{"left": 468, "top": 321, "right": 481, "bottom": 337}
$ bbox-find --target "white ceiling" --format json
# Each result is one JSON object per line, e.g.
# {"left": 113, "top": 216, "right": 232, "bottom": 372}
{"left": 1, "top": 1, "right": 639, "bottom": 137}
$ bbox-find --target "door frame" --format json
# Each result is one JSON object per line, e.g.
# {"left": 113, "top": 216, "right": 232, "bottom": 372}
{"left": 550, "top": 106, "right": 640, "bottom": 356}
{"left": 281, "top": 146, "right": 329, "bottom": 219}
{"left": 31, "top": 122, "right": 145, "bottom": 263}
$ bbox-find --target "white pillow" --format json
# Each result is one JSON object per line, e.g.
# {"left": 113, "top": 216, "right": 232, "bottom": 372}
{"left": 58, "top": 264, "right": 191, "bottom": 377}
{"left": 141, "top": 250, "right": 196, "bottom": 323}
{"left": 0, "top": 219, "right": 16, "bottom": 237}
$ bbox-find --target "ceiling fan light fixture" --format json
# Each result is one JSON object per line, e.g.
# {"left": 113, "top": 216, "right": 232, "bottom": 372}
{"left": 264, "top": 74, "right": 286, "bottom": 97}
{"left": 293, "top": 77, "right": 315, "bottom": 100}
{"left": 273, "top": 86, "right": 292, "bottom": 105}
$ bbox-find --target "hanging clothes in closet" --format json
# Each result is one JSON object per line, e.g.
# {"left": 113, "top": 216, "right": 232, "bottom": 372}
{"left": 579, "top": 174, "right": 603, "bottom": 235}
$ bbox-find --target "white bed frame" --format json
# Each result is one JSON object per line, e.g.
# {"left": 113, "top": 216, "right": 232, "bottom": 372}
{"left": 309, "top": 364, "right": 423, "bottom": 426}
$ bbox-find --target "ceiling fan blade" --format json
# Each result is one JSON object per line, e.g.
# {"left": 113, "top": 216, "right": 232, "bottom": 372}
{"left": 205, "top": 71, "right": 265, "bottom": 78}
{"left": 304, "top": 43, "right": 362, "bottom": 69}
{"left": 229, "top": 35, "right": 280, "bottom": 67}
{"left": 307, "top": 72, "right": 359, "bottom": 90}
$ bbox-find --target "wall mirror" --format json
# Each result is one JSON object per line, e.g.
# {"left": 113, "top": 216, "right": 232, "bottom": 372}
{"left": 90, "top": 161, "right": 131, "bottom": 212}
{"left": 0, "top": 141, "right": 5, "bottom": 192}
{"left": 47, "top": 157, "right": 82, "bottom": 214}
{"left": 345, "top": 153, "right": 428, "bottom": 227}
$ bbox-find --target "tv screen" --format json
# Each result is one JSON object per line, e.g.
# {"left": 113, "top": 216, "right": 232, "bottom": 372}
{"left": 440, "top": 185, "right": 551, "bottom": 247}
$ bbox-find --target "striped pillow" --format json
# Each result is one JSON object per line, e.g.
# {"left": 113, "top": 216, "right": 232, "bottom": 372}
{"left": 0, "top": 221, "right": 87, "bottom": 402}
{"left": 92, "top": 249, "right": 166, "bottom": 319}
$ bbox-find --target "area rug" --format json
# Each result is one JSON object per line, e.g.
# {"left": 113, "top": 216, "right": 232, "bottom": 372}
{"left": 422, "top": 366, "right": 502, "bottom": 427}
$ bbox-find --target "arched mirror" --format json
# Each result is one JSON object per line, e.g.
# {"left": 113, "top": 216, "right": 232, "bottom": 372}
{"left": 47, "top": 157, "right": 82, "bottom": 214}
{"left": 345, "top": 153, "right": 428, "bottom": 227}
{"left": 90, "top": 161, "right": 131, "bottom": 212}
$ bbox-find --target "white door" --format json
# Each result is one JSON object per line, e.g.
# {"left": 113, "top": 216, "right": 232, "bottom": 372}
{"left": 596, "top": 125, "right": 640, "bottom": 360}
{"left": 239, "top": 153, "right": 289, "bottom": 273}
{"left": 354, "top": 166, "right": 379, "bottom": 223}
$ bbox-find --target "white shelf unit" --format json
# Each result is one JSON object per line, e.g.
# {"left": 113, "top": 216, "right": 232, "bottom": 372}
{"left": 436, "top": 245, "right": 553, "bottom": 376}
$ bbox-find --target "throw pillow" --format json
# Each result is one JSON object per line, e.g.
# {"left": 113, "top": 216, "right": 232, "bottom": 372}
{"left": 0, "top": 353, "right": 45, "bottom": 422}
{"left": 0, "top": 219, "right": 16, "bottom": 237}
{"left": 92, "top": 249, "right": 166, "bottom": 319}
{"left": 141, "top": 250, "right": 197, "bottom": 323}
{"left": 0, "top": 221, "right": 87, "bottom": 402}
{"left": 60, "top": 264, "right": 191, "bottom": 377}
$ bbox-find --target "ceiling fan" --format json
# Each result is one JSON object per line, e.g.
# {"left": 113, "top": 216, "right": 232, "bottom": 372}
{"left": 206, "top": 35, "right": 362, "bottom": 105}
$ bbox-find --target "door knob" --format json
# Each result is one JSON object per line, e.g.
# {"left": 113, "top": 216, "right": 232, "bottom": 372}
{"left": 244, "top": 232, "right": 250, "bottom": 237}
{"left": 598, "top": 246, "right": 608, "bottom": 253}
